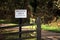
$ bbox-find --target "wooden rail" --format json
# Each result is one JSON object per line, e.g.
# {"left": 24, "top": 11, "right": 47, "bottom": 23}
{"left": 0, "top": 24, "right": 35, "bottom": 29}
{"left": 0, "top": 24, "right": 36, "bottom": 40}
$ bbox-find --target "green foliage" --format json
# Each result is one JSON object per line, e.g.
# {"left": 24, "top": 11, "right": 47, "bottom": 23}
{"left": 0, "top": 0, "right": 60, "bottom": 24}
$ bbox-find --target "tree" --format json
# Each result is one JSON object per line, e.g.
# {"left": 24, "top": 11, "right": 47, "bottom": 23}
{"left": 0, "top": 0, "right": 60, "bottom": 24}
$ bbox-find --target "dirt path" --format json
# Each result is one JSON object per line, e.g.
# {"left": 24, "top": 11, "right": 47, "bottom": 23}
{"left": 41, "top": 30, "right": 60, "bottom": 36}
{"left": 41, "top": 30, "right": 60, "bottom": 40}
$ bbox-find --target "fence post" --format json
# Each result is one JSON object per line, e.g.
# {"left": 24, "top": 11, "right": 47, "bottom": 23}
{"left": 36, "top": 17, "right": 41, "bottom": 40}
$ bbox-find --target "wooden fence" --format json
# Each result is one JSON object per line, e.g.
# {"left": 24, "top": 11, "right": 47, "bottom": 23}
{"left": 0, "top": 17, "right": 41, "bottom": 40}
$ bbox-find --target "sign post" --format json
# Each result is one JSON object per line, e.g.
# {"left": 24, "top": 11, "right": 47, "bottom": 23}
{"left": 19, "top": 18, "right": 22, "bottom": 40}
{"left": 15, "top": 9, "right": 27, "bottom": 40}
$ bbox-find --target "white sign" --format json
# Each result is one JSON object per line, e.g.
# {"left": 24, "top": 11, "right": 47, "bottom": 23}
{"left": 15, "top": 9, "right": 27, "bottom": 18}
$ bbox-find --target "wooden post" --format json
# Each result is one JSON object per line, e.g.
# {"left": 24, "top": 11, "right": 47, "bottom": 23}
{"left": 19, "top": 18, "right": 22, "bottom": 40}
{"left": 36, "top": 17, "right": 41, "bottom": 40}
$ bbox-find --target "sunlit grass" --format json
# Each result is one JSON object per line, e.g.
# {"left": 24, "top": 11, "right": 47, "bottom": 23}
{"left": 41, "top": 24, "right": 60, "bottom": 32}
{"left": 0, "top": 20, "right": 5, "bottom": 21}
{"left": 25, "top": 38, "right": 36, "bottom": 40}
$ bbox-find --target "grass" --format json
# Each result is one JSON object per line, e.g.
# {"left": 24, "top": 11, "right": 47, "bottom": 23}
{"left": 0, "top": 19, "right": 18, "bottom": 24}
{"left": 25, "top": 38, "right": 36, "bottom": 40}
{"left": 41, "top": 24, "right": 60, "bottom": 33}
{"left": 0, "top": 20, "right": 6, "bottom": 23}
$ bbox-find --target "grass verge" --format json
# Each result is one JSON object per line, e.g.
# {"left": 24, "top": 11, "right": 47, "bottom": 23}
{"left": 41, "top": 24, "right": 60, "bottom": 33}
